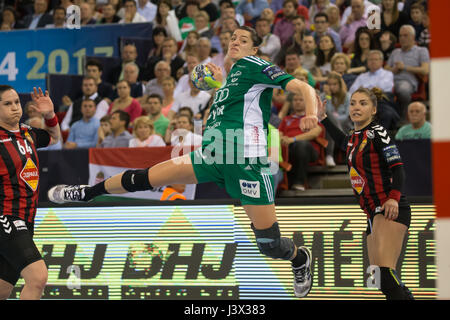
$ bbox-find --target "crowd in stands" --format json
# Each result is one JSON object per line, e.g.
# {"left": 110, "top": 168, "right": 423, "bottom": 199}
{"left": 3, "top": 0, "right": 431, "bottom": 193}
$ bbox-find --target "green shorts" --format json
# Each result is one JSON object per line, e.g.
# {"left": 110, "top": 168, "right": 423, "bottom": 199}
{"left": 190, "top": 148, "right": 275, "bottom": 205}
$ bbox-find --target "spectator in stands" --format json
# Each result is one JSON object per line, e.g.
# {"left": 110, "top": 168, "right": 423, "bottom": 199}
{"left": 284, "top": 49, "right": 316, "bottom": 88}
{"left": 1, "top": 6, "right": 25, "bottom": 30}
{"left": 279, "top": 92, "right": 324, "bottom": 191}
{"left": 312, "top": 34, "right": 337, "bottom": 83}
{"left": 385, "top": 25, "right": 430, "bottom": 117}
{"left": 299, "top": 34, "right": 317, "bottom": 72}
{"left": 178, "top": 0, "right": 199, "bottom": 39}
{"left": 111, "top": 43, "right": 142, "bottom": 85}
{"left": 144, "top": 60, "right": 171, "bottom": 98}
{"left": 417, "top": 12, "right": 430, "bottom": 49}
{"left": 340, "top": 0, "right": 373, "bottom": 26}
{"left": 235, "top": 0, "right": 268, "bottom": 24}
{"left": 255, "top": 18, "right": 281, "bottom": 62}
{"left": 409, "top": 3, "right": 426, "bottom": 42}
{"left": 64, "top": 99, "right": 100, "bottom": 149}
{"left": 379, "top": 30, "right": 397, "bottom": 63}
{"left": 97, "top": 115, "right": 111, "bottom": 147}
{"left": 349, "top": 50, "right": 394, "bottom": 95}
{"left": 308, "top": 0, "right": 333, "bottom": 25}
{"left": 260, "top": 7, "right": 275, "bottom": 27}
{"left": 100, "top": 110, "right": 133, "bottom": 148}
{"left": 326, "top": 4, "right": 341, "bottom": 33}
{"left": 210, "top": 17, "right": 238, "bottom": 53}
{"left": 174, "top": 53, "right": 198, "bottom": 96}
{"left": 155, "top": 0, "right": 182, "bottom": 42}
{"left": 339, "top": 0, "right": 368, "bottom": 52}
{"left": 198, "top": 0, "right": 219, "bottom": 23}
{"left": 61, "top": 76, "right": 110, "bottom": 131}
{"left": 179, "top": 30, "right": 200, "bottom": 60}
{"left": 145, "top": 37, "right": 185, "bottom": 80}
{"left": 85, "top": 59, "right": 114, "bottom": 104}
{"left": 137, "top": 0, "right": 157, "bottom": 22}
{"left": 148, "top": 27, "right": 168, "bottom": 59}
{"left": 273, "top": 0, "right": 297, "bottom": 47}
{"left": 331, "top": 52, "right": 358, "bottom": 90}
{"left": 45, "top": 6, "right": 66, "bottom": 28}
{"left": 395, "top": 101, "right": 431, "bottom": 140}
{"left": 160, "top": 76, "right": 176, "bottom": 117}
{"left": 272, "top": 0, "right": 309, "bottom": 25}
{"left": 197, "top": 37, "right": 212, "bottom": 64}
{"left": 348, "top": 27, "right": 376, "bottom": 75}
{"left": 120, "top": 0, "right": 147, "bottom": 23}
{"left": 23, "top": 101, "right": 41, "bottom": 124}
{"left": 98, "top": 3, "right": 121, "bottom": 24}
{"left": 215, "top": 2, "right": 245, "bottom": 28}
{"left": 195, "top": 11, "right": 214, "bottom": 39}
{"left": 165, "top": 113, "right": 202, "bottom": 147}
{"left": 111, "top": 62, "right": 145, "bottom": 100}
{"left": 129, "top": 116, "right": 166, "bottom": 147}
{"left": 380, "top": 0, "right": 409, "bottom": 39}
{"left": 168, "top": 79, "right": 212, "bottom": 120}
{"left": 109, "top": 80, "right": 143, "bottom": 124}
{"left": 80, "top": 1, "right": 97, "bottom": 25}
{"left": 210, "top": 30, "right": 231, "bottom": 72}
{"left": 312, "top": 12, "right": 342, "bottom": 53}
{"left": 142, "top": 94, "right": 170, "bottom": 137}
{"left": 22, "top": 0, "right": 53, "bottom": 29}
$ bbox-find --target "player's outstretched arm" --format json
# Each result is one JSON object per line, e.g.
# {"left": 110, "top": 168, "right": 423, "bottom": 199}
{"left": 31, "top": 87, "right": 61, "bottom": 145}
{"left": 285, "top": 79, "right": 318, "bottom": 131}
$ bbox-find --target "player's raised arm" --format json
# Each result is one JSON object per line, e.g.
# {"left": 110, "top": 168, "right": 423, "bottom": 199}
{"left": 30, "top": 87, "right": 61, "bottom": 145}
{"left": 285, "top": 79, "right": 318, "bottom": 131}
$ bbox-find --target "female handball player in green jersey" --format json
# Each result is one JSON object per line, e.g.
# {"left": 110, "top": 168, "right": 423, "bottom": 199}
{"left": 49, "top": 26, "right": 319, "bottom": 298}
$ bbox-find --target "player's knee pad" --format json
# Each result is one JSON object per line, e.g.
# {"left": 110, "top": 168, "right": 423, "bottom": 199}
{"left": 379, "top": 267, "right": 414, "bottom": 300}
{"left": 121, "top": 168, "right": 152, "bottom": 192}
{"left": 251, "top": 222, "right": 295, "bottom": 260}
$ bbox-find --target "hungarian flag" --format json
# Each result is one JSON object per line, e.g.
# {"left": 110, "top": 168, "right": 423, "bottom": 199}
{"left": 88, "top": 146, "right": 196, "bottom": 200}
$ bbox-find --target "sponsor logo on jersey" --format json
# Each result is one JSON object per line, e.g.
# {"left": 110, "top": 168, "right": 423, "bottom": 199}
{"left": 20, "top": 158, "right": 39, "bottom": 191}
{"left": 13, "top": 219, "right": 28, "bottom": 231}
{"left": 229, "top": 71, "right": 242, "bottom": 78}
{"left": 349, "top": 167, "right": 365, "bottom": 194}
{"left": 367, "top": 130, "right": 375, "bottom": 139}
{"left": 359, "top": 138, "right": 367, "bottom": 152}
{"left": 239, "top": 180, "right": 260, "bottom": 198}
{"left": 382, "top": 145, "right": 401, "bottom": 164}
{"left": 262, "top": 65, "right": 286, "bottom": 81}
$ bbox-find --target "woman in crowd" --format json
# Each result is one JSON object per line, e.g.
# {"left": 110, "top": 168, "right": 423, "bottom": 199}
{"left": 330, "top": 53, "right": 358, "bottom": 91}
{"left": 148, "top": 27, "right": 168, "bottom": 59}
{"left": 109, "top": 80, "right": 143, "bottom": 125}
{"left": 129, "top": 116, "right": 166, "bottom": 147}
{"left": 155, "top": 0, "right": 182, "bottom": 42}
{"left": 160, "top": 76, "right": 176, "bottom": 117}
{"left": 178, "top": 30, "right": 200, "bottom": 60}
{"left": 379, "top": 0, "right": 409, "bottom": 39}
{"left": 348, "top": 27, "right": 376, "bottom": 75}
{"left": 312, "top": 34, "right": 337, "bottom": 83}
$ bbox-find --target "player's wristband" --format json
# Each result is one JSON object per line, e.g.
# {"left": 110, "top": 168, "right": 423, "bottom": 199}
{"left": 388, "top": 190, "right": 401, "bottom": 202}
{"left": 45, "top": 115, "right": 58, "bottom": 128}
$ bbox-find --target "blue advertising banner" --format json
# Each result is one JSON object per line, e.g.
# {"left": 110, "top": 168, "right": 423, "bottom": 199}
{"left": 0, "top": 23, "right": 153, "bottom": 93}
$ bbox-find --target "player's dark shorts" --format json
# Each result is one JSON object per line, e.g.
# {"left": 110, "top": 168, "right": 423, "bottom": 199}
{"left": 366, "top": 196, "right": 411, "bottom": 236}
{"left": 0, "top": 215, "right": 42, "bottom": 286}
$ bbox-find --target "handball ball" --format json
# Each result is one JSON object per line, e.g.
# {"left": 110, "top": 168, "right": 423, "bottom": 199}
{"left": 191, "top": 64, "right": 221, "bottom": 91}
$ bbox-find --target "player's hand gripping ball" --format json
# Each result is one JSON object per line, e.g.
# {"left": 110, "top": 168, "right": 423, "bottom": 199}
{"left": 191, "top": 64, "right": 221, "bottom": 91}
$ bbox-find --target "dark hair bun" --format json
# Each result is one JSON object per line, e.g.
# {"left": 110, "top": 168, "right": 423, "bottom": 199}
{"left": 370, "top": 87, "right": 384, "bottom": 102}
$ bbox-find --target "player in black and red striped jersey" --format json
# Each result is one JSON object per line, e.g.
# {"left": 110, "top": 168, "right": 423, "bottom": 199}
{"left": 0, "top": 85, "right": 60, "bottom": 300}
{"left": 317, "top": 87, "right": 414, "bottom": 300}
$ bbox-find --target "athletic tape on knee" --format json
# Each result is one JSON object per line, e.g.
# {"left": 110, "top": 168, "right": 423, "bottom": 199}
{"left": 251, "top": 222, "right": 295, "bottom": 260}
{"left": 121, "top": 169, "right": 152, "bottom": 192}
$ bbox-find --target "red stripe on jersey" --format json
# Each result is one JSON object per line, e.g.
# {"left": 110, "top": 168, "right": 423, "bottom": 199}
{"left": 369, "top": 142, "right": 386, "bottom": 205}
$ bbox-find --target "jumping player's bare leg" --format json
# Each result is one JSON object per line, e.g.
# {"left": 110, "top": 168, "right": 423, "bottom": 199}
{"left": 19, "top": 260, "right": 48, "bottom": 300}
{"left": 0, "top": 279, "right": 13, "bottom": 300}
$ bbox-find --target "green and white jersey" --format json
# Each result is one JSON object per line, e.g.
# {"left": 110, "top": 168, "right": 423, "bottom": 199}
{"left": 203, "top": 55, "right": 294, "bottom": 158}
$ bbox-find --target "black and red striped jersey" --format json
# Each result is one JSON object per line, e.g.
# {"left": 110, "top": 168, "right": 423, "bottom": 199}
{"left": 0, "top": 123, "right": 50, "bottom": 224}
{"left": 346, "top": 122, "right": 403, "bottom": 216}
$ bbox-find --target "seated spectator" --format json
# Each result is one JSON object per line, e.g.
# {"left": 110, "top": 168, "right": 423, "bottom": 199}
{"left": 273, "top": 0, "right": 297, "bottom": 46}
{"left": 160, "top": 76, "right": 176, "bottom": 117}
{"left": 23, "top": 101, "right": 41, "bottom": 124}
{"left": 279, "top": 92, "right": 324, "bottom": 191}
{"left": 148, "top": 27, "right": 167, "bottom": 60}
{"left": 277, "top": 67, "right": 312, "bottom": 120}
{"left": 210, "top": 17, "right": 238, "bottom": 53}
{"left": 284, "top": 49, "right": 316, "bottom": 88}
{"left": 213, "top": 2, "right": 245, "bottom": 31}
{"left": 178, "top": 0, "right": 199, "bottom": 39}
{"left": 395, "top": 101, "right": 431, "bottom": 140}
{"left": 260, "top": 7, "right": 275, "bottom": 27}
{"left": 198, "top": 0, "right": 219, "bottom": 23}
{"left": 330, "top": 53, "right": 358, "bottom": 91}
{"left": 339, "top": 0, "right": 368, "bottom": 52}
{"left": 312, "top": 12, "right": 342, "bottom": 53}
{"left": 45, "top": 6, "right": 66, "bottom": 28}
{"left": 349, "top": 50, "right": 394, "bottom": 95}
{"left": 111, "top": 63, "right": 145, "bottom": 100}
{"left": 109, "top": 80, "right": 143, "bottom": 124}
{"left": 145, "top": 37, "right": 185, "bottom": 80}
{"left": 299, "top": 34, "right": 317, "bottom": 72}
{"left": 110, "top": 43, "right": 143, "bottom": 85}
{"left": 417, "top": 12, "right": 430, "bottom": 49}
{"left": 179, "top": 31, "right": 200, "bottom": 61}
{"left": 195, "top": 11, "right": 214, "bottom": 39}
{"left": 168, "top": 79, "right": 212, "bottom": 120}
{"left": 340, "top": 0, "right": 373, "bottom": 26}
{"left": 1, "top": 6, "right": 25, "bottom": 30}
{"left": 308, "top": 0, "right": 333, "bottom": 25}
{"left": 326, "top": 5, "right": 341, "bottom": 33}
{"left": 272, "top": 0, "right": 309, "bottom": 25}
{"left": 379, "top": 30, "right": 397, "bottom": 63}
{"left": 21, "top": 0, "right": 53, "bottom": 29}
{"left": 385, "top": 25, "right": 430, "bottom": 117}
{"left": 165, "top": 113, "right": 202, "bottom": 147}
{"left": 154, "top": 0, "right": 182, "bottom": 42}
{"left": 255, "top": 18, "right": 281, "bottom": 62}
{"left": 98, "top": 2, "right": 121, "bottom": 24}
{"left": 142, "top": 94, "right": 170, "bottom": 137}
{"left": 197, "top": 37, "right": 213, "bottom": 65}
{"left": 85, "top": 59, "right": 114, "bottom": 104}
{"left": 409, "top": 2, "right": 426, "bottom": 42}
{"left": 311, "top": 34, "right": 337, "bottom": 83}
{"left": 61, "top": 76, "right": 109, "bottom": 131}
{"left": 137, "top": 0, "right": 157, "bottom": 22}
{"left": 144, "top": 61, "right": 171, "bottom": 98}
{"left": 100, "top": 110, "right": 133, "bottom": 148}
{"left": 64, "top": 99, "right": 100, "bottom": 149}
{"left": 119, "top": 0, "right": 147, "bottom": 23}
{"left": 174, "top": 53, "right": 199, "bottom": 96}
{"left": 160, "top": 184, "right": 187, "bottom": 200}
{"left": 210, "top": 30, "right": 232, "bottom": 73}
{"left": 348, "top": 27, "right": 376, "bottom": 75}
{"left": 129, "top": 116, "right": 166, "bottom": 147}
{"left": 97, "top": 115, "right": 112, "bottom": 147}
{"left": 235, "top": 0, "right": 268, "bottom": 24}
{"left": 379, "top": 0, "right": 409, "bottom": 40}
{"left": 80, "top": 2, "right": 97, "bottom": 25}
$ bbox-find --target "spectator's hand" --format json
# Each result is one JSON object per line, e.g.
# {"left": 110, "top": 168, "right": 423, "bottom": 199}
{"left": 194, "top": 113, "right": 202, "bottom": 120}
{"left": 346, "top": 12, "right": 354, "bottom": 25}
{"left": 31, "top": 87, "right": 55, "bottom": 119}
{"left": 382, "top": 198, "right": 399, "bottom": 221}
{"left": 281, "top": 136, "right": 293, "bottom": 146}
{"left": 169, "top": 119, "right": 177, "bottom": 131}
{"left": 62, "top": 95, "right": 72, "bottom": 106}
{"left": 64, "top": 141, "right": 77, "bottom": 149}
{"left": 395, "top": 61, "right": 405, "bottom": 71}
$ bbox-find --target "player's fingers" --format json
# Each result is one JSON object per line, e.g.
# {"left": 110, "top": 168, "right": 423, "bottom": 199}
{"left": 38, "top": 87, "right": 44, "bottom": 96}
